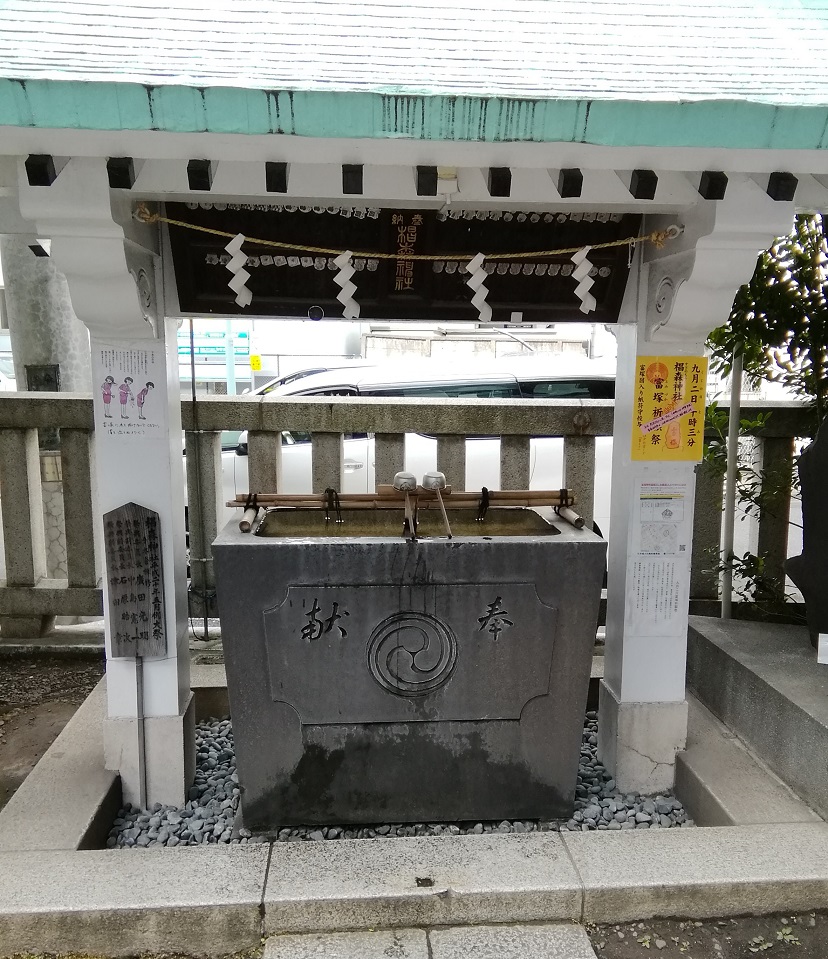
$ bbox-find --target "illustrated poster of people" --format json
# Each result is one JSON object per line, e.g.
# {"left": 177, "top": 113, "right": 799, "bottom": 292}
{"left": 92, "top": 343, "right": 163, "bottom": 438}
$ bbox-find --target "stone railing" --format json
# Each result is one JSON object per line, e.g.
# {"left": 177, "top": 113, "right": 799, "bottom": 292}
{"left": 0, "top": 392, "right": 816, "bottom": 632}
{"left": 0, "top": 394, "right": 97, "bottom": 636}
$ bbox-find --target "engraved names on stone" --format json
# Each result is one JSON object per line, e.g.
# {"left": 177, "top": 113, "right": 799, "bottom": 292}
{"left": 104, "top": 502, "right": 166, "bottom": 658}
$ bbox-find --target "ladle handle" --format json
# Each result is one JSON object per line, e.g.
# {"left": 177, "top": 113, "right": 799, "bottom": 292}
{"left": 403, "top": 491, "right": 417, "bottom": 541}
{"left": 436, "top": 489, "right": 453, "bottom": 539}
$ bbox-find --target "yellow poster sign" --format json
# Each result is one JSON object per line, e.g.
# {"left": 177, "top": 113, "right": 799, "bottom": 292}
{"left": 631, "top": 356, "right": 707, "bottom": 462}
{"left": 249, "top": 354, "right": 262, "bottom": 371}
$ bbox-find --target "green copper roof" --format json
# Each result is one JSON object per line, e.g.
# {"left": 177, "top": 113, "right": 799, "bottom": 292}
{"left": 1, "top": 0, "right": 828, "bottom": 147}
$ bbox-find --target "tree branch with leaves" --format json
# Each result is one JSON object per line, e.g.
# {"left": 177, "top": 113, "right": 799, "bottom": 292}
{"left": 708, "top": 213, "right": 828, "bottom": 425}
{"left": 704, "top": 213, "right": 826, "bottom": 620}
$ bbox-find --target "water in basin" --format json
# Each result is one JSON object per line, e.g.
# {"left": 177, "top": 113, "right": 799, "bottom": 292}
{"left": 254, "top": 506, "right": 561, "bottom": 538}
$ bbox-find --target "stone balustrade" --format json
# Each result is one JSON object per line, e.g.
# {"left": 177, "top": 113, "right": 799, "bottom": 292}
{"left": 0, "top": 393, "right": 816, "bottom": 633}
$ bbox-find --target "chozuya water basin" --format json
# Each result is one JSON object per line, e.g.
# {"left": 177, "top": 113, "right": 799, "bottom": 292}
{"left": 212, "top": 507, "right": 606, "bottom": 831}
{"left": 253, "top": 505, "right": 562, "bottom": 538}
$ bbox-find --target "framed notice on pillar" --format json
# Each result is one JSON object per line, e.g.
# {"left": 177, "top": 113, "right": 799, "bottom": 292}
{"left": 631, "top": 356, "right": 707, "bottom": 461}
{"left": 103, "top": 502, "right": 166, "bottom": 658}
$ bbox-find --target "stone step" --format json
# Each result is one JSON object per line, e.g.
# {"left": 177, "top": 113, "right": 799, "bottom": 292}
{"left": 687, "top": 615, "right": 828, "bottom": 819}
{"left": 675, "top": 694, "right": 822, "bottom": 826}
{"left": 263, "top": 924, "right": 598, "bottom": 959}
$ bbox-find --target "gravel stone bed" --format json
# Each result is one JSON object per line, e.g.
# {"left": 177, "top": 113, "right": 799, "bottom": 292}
{"left": 106, "top": 710, "right": 691, "bottom": 848}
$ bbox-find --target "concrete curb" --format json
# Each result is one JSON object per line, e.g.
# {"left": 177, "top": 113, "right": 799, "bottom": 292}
{"left": 1, "top": 825, "right": 828, "bottom": 956}
{"left": 567, "top": 823, "right": 828, "bottom": 922}
{"left": 0, "top": 677, "right": 120, "bottom": 852}
{"left": 0, "top": 846, "right": 270, "bottom": 958}
{"left": 263, "top": 923, "right": 598, "bottom": 959}
{"left": 0, "top": 666, "right": 230, "bottom": 853}
{"left": 264, "top": 833, "right": 581, "bottom": 934}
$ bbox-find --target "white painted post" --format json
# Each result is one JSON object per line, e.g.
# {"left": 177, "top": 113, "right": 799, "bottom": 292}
{"left": 598, "top": 182, "right": 795, "bottom": 795}
{"left": 599, "top": 321, "right": 703, "bottom": 793}
{"left": 92, "top": 326, "right": 194, "bottom": 808}
{"left": 15, "top": 157, "right": 195, "bottom": 807}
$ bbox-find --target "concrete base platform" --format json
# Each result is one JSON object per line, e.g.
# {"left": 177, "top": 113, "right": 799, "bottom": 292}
{"left": 597, "top": 681, "right": 687, "bottom": 795}
{"left": 687, "top": 615, "right": 828, "bottom": 818}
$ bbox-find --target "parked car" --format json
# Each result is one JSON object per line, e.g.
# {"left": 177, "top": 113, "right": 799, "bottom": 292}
{"left": 217, "top": 359, "right": 379, "bottom": 453}
{"left": 215, "top": 355, "right": 615, "bottom": 535}
{"left": 244, "top": 358, "right": 377, "bottom": 394}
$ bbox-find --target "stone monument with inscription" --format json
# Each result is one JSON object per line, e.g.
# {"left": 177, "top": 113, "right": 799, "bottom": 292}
{"left": 103, "top": 502, "right": 166, "bottom": 659}
{"left": 786, "top": 416, "right": 828, "bottom": 649}
{"left": 213, "top": 508, "right": 606, "bottom": 829}
{"left": 102, "top": 501, "right": 167, "bottom": 808}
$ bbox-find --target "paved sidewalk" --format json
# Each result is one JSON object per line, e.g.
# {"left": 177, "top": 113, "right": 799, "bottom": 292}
{"left": 263, "top": 924, "right": 597, "bottom": 958}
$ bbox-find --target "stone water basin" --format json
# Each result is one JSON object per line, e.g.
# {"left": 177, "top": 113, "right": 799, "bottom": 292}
{"left": 212, "top": 507, "right": 606, "bottom": 830}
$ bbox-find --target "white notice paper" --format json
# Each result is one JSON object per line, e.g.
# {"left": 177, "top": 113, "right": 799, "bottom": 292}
{"left": 627, "top": 477, "right": 693, "bottom": 637}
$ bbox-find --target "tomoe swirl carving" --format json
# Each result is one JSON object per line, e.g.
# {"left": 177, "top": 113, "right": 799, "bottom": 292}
{"left": 367, "top": 611, "right": 457, "bottom": 697}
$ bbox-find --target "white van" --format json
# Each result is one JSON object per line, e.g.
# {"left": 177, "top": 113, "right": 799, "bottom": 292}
{"left": 219, "top": 355, "right": 615, "bottom": 535}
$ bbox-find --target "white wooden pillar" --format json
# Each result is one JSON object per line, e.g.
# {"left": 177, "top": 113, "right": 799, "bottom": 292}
{"left": 599, "top": 319, "right": 703, "bottom": 792}
{"left": 90, "top": 324, "right": 193, "bottom": 807}
{"left": 599, "top": 181, "right": 795, "bottom": 793}
{"left": 16, "top": 157, "right": 194, "bottom": 807}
